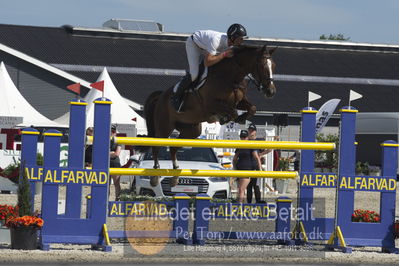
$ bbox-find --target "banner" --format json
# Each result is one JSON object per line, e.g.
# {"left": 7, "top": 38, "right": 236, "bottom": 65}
{"left": 315, "top": 99, "right": 341, "bottom": 133}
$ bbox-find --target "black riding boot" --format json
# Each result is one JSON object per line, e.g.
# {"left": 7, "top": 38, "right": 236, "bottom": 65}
{"left": 171, "top": 73, "right": 192, "bottom": 111}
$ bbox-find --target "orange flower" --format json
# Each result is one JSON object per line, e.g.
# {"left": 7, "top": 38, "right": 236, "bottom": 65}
{"left": 5, "top": 215, "right": 44, "bottom": 228}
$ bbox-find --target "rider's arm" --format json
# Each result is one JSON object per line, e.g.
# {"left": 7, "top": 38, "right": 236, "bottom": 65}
{"left": 204, "top": 49, "right": 234, "bottom": 67}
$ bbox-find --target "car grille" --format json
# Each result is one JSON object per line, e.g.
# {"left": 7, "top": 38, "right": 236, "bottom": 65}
{"left": 161, "top": 177, "right": 209, "bottom": 196}
{"left": 213, "top": 190, "right": 227, "bottom": 199}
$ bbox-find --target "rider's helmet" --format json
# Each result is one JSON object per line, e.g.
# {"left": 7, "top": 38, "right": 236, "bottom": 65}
{"left": 227, "top": 23, "right": 247, "bottom": 40}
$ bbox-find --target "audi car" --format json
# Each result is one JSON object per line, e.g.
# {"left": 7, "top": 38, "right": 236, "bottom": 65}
{"left": 133, "top": 146, "right": 230, "bottom": 198}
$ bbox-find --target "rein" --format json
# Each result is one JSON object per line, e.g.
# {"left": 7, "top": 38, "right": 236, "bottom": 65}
{"left": 233, "top": 48, "right": 273, "bottom": 92}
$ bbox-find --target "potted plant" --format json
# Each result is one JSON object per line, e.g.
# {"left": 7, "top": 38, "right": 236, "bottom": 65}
{"left": 277, "top": 157, "right": 291, "bottom": 171}
{"left": 355, "top": 162, "right": 370, "bottom": 175}
{"left": 275, "top": 157, "right": 292, "bottom": 194}
{"left": 351, "top": 209, "right": 380, "bottom": 223}
{"left": 4, "top": 163, "right": 43, "bottom": 249}
{"left": 395, "top": 220, "right": 399, "bottom": 239}
{"left": 0, "top": 153, "right": 43, "bottom": 184}
{"left": 315, "top": 133, "right": 339, "bottom": 172}
{"left": 0, "top": 205, "right": 19, "bottom": 244}
{"left": 0, "top": 205, "right": 19, "bottom": 224}
{"left": 0, "top": 159, "right": 20, "bottom": 184}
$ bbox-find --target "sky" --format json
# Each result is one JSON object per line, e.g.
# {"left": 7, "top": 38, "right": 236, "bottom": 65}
{"left": 1, "top": 0, "right": 399, "bottom": 44}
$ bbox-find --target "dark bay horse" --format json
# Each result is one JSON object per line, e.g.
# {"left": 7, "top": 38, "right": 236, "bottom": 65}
{"left": 144, "top": 45, "right": 277, "bottom": 187}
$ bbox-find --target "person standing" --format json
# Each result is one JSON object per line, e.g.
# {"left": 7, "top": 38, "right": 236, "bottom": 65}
{"left": 246, "top": 124, "right": 275, "bottom": 202}
{"left": 233, "top": 130, "right": 260, "bottom": 203}
{"left": 110, "top": 124, "right": 122, "bottom": 201}
{"left": 246, "top": 124, "right": 263, "bottom": 203}
{"left": 84, "top": 127, "right": 94, "bottom": 168}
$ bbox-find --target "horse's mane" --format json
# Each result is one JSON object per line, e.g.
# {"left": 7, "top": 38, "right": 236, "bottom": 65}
{"left": 232, "top": 45, "right": 262, "bottom": 55}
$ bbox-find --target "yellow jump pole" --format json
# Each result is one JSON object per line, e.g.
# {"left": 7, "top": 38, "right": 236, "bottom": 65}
{"left": 109, "top": 168, "right": 298, "bottom": 179}
{"left": 87, "top": 136, "right": 334, "bottom": 150}
{"left": 113, "top": 137, "right": 335, "bottom": 150}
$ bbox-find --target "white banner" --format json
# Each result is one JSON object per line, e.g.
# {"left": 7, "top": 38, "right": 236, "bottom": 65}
{"left": 315, "top": 99, "right": 341, "bottom": 133}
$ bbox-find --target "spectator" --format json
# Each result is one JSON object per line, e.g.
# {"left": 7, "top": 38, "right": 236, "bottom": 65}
{"left": 290, "top": 150, "right": 300, "bottom": 171}
{"left": 247, "top": 124, "right": 276, "bottom": 202}
{"left": 84, "top": 127, "right": 94, "bottom": 168}
{"left": 272, "top": 136, "right": 280, "bottom": 171}
{"left": 110, "top": 124, "right": 122, "bottom": 201}
{"left": 246, "top": 124, "right": 263, "bottom": 203}
{"left": 233, "top": 130, "right": 260, "bottom": 203}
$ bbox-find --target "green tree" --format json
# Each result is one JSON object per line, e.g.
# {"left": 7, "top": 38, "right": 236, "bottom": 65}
{"left": 17, "top": 161, "right": 32, "bottom": 216}
{"left": 320, "top": 33, "right": 350, "bottom": 41}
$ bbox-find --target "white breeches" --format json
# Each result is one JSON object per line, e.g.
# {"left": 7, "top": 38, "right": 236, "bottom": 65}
{"left": 186, "top": 37, "right": 203, "bottom": 82}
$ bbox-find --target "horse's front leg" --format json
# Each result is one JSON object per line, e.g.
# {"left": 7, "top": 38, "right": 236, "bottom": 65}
{"left": 234, "top": 98, "right": 256, "bottom": 124}
{"left": 214, "top": 100, "right": 238, "bottom": 125}
{"left": 169, "top": 146, "right": 180, "bottom": 187}
{"left": 169, "top": 123, "right": 202, "bottom": 188}
{"left": 150, "top": 146, "right": 161, "bottom": 187}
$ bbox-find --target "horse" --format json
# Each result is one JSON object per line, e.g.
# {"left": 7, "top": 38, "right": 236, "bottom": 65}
{"left": 144, "top": 45, "right": 277, "bottom": 187}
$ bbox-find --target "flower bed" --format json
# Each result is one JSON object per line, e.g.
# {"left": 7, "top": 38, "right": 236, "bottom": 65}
{"left": 0, "top": 205, "right": 19, "bottom": 223}
{"left": 351, "top": 209, "right": 380, "bottom": 223}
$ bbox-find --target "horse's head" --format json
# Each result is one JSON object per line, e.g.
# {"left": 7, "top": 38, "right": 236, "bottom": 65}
{"left": 251, "top": 45, "right": 277, "bottom": 98}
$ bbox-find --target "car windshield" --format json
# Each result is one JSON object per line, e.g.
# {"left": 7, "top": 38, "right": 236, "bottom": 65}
{"left": 144, "top": 147, "right": 218, "bottom": 163}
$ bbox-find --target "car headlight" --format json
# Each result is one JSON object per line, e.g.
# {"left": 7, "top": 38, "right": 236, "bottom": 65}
{"left": 209, "top": 177, "right": 228, "bottom": 182}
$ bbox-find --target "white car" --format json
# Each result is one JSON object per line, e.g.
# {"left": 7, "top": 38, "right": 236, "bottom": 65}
{"left": 133, "top": 146, "right": 230, "bottom": 198}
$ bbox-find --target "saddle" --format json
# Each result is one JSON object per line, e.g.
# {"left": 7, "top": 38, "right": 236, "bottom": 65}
{"left": 173, "top": 61, "right": 208, "bottom": 111}
{"left": 190, "top": 61, "right": 208, "bottom": 91}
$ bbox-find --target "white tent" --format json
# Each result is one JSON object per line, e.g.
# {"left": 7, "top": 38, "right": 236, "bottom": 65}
{"left": 55, "top": 67, "right": 147, "bottom": 134}
{"left": 0, "top": 61, "right": 65, "bottom": 127}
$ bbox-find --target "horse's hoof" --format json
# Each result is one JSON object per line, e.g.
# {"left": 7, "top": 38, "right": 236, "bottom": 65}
{"left": 150, "top": 176, "right": 160, "bottom": 187}
{"left": 170, "top": 176, "right": 179, "bottom": 187}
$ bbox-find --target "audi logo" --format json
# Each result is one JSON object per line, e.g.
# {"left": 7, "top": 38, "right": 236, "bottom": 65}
{"left": 179, "top": 178, "right": 192, "bottom": 184}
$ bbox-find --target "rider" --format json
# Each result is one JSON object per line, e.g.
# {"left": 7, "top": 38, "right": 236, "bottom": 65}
{"left": 171, "top": 23, "right": 248, "bottom": 110}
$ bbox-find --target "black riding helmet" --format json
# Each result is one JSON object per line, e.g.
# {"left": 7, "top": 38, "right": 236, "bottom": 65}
{"left": 227, "top": 23, "right": 247, "bottom": 40}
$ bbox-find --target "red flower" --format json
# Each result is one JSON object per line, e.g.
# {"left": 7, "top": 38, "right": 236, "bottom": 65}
{"left": 0, "top": 204, "right": 19, "bottom": 222}
{"left": 351, "top": 209, "right": 380, "bottom": 223}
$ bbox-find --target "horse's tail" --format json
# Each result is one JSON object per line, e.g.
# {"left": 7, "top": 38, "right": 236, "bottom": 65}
{"left": 144, "top": 91, "right": 163, "bottom": 138}
{"left": 133, "top": 91, "right": 162, "bottom": 153}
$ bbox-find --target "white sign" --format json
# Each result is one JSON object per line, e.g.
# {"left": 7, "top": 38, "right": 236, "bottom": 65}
{"left": 0, "top": 116, "right": 23, "bottom": 127}
{"left": 116, "top": 124, "right": 136, "bottom": 137}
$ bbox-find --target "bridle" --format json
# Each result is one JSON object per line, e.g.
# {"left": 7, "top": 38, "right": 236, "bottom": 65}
{"left": 248, "top": 52, "right": 274, "bottom": 91}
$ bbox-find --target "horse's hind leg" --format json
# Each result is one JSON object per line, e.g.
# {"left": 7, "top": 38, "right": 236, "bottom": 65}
{"left": 169, "top": 123, "right": 202, "bottom": 187}
{"left": 169, "top": 146, "right": 180, "bottom": 187}
{"left": 150, "top": 146, "right": 161, "bottom": 187}
{"left": 150, "top": 120, "right": 174, "bottom": 187}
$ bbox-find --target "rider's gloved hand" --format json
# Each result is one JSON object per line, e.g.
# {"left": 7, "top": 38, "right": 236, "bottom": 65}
{"left": 222, "top": 48, "right": 234, "bottom": 58}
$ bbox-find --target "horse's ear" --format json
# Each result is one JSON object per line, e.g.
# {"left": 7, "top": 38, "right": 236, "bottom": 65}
{"left": 268, "top": 46, "right": 278, "bottom": 55}
{"left": 261, "top": 45, "right": 267, "bottom": 52}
